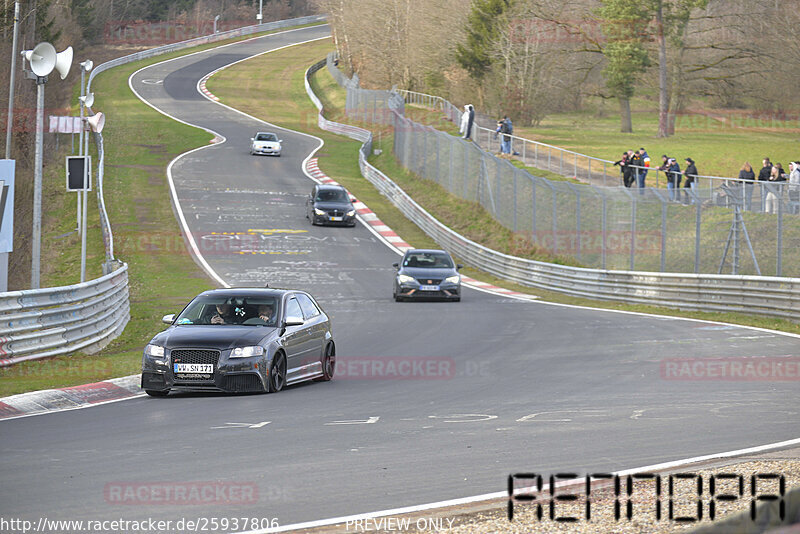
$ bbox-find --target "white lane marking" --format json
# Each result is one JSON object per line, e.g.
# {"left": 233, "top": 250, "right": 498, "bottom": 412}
{"left": 324, "top": 416, "right": 380, "bottom": 425}
{"left": 245, "top": 436, "right": 800, "bottom": 533}
{"left": 141, "top": 79, "right": 163, "bottom": 84}
{"left": 428, "top": 414, "right": 498, "bottom": 423}
{"left": 211, "top": 421, "right": 271, "bottom": 429}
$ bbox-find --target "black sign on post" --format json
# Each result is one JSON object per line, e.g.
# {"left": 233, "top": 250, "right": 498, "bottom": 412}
{"left": 66, "top": 156, "right": 92, "bottom": 192}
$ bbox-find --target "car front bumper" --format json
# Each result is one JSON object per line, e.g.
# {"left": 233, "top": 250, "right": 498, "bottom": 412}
{"left": 252, "top": 146, "right": 281, "bottom": 155}
{"left": 396, "top": 282, "right": 460, "bottom": 300}
{"left": 312, "top": 212, "right": 357, "bottom": 226}
{"left": 141, "top": 352, "right": 268, "bottom": 393}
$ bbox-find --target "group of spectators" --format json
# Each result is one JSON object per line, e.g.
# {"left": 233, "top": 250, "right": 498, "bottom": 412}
{"left": 738, "top": 158, "right": 800, "bottom": 213}
{"left": 615, "top": 149, "right": 698, "bottom": 202}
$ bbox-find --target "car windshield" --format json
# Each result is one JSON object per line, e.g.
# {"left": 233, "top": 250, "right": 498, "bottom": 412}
{"left": 403, "top": 252, "right": 454, "bottom": 269}
{"left": 174, "top": 296, "right": 279, "bottom": 326}
{"left": 256, "top": 133, "right": 277, "bottom": 141}
{"left": 315, "top": 189, "right": 349, "bottom": 203}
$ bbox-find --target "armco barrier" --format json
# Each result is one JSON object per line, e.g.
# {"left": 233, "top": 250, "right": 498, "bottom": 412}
{"left": 0, "top": 264, "right": 130, "bottom": 366}
{"left": 306, "top": 59, "right": 800, "bottom": 322}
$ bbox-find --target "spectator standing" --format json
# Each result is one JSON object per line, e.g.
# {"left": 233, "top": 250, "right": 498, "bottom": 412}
{"left": 496, "top": 116, "right": 512, "bottom": 156}
{"left": 758, "top": 158, "right": 773, "bottom": 211}
{"left": 630, "top": 150, "right": 643, "bottom": 190}
{"left": 460, "top": 104, "right": 475, "bottom": 140}
{"left": 683, "top": 158, "right": 698, "bottom": 204}
{"left": 738, "top": 162, "right": 756, "bottom": 210}
{"left": 638, "top": 147, "right": 650, "bottom": 190}
{"left": 667, "top": 158, "right": 682, "bottom": 201}
{"left": 765, "top": 164, "right": 786, "bottom": 214}
{"left": 788, "top": 161, "right": 800, "bottom": 214}
{"left": 613, "top": 152, "right": 629, "bottom": 186}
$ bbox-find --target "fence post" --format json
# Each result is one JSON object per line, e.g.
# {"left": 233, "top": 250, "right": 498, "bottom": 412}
{"left": 695, "top": 197, "right": 702, "bottom": 273}
{"left": 777, "top": 188, "right": 783, "bottom": 276}
{"left": 602, "top": 192, "right": 607, "bottom": 269}
{"left": 552, "top": 185, "right": 558, "bottom": 255}
{"left": 531, "top": 176, "right": 537, "bottom": 236}
{"left": 448, "top": 136, "right": 454, "bottom": 192}
{"left": 513, "top": 169, "right": 518, "bottom": 232}
{"left": 630, "top": 192, "right": 637, "bottom": 270}
{"left": 435, "top": 131, "right": 440, "bottom": 185}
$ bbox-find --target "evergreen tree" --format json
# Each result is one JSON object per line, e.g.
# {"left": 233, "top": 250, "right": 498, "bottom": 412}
{"left": 456, "top": 0, "right": 513, "bottom": 82}
{"left": 599, "top": 0, "right": 650, "bottom": 133}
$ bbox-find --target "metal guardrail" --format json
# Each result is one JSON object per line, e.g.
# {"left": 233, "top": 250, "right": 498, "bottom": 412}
{"left": 0, "top": 264, "right": 130, "bottom": 366}
{"left": 307, "top": 58, "right": 800, "bottom": 322}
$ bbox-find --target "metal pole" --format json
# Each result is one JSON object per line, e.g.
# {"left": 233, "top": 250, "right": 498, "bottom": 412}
{"left": 78, "top": 68, "right": 85, "bottom": 234}
{"left": 80, "top": 150, "right": 89, "bottom": 282}
{"left": 214, "top": 14, "right": 220, "bottom": 33}
{"left": 776, "top": 189, "right": 783, "bottom": 276}
{"left": 694, "top": 198, "right": 701, "bottom": 273}
{"left": 258, "top": 0, "right": 263, "bottom": 23}
{"left": 31, "top": 78, "right": 46, "bottom": 289}
{"left": 4, "top": 2, "right": 20, "bottom": 159}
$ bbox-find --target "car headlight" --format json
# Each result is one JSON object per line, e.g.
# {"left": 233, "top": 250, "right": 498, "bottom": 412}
{"left": 230, "top": 346, "right": 265, "bottom": 358}
{"left": 397, "top": 274, "right": 416, "bottom": 284}
{"left": 314, "top": 208, "right": 326, "bottom": 216}
{"left": 346, "top": 209, "right": 356, "bottom": 217}
{"left": 145, "top": 344, "right": 164, "bottom": 358}
{"left": 445, "top": 275, "right": 460, "bottom": 284}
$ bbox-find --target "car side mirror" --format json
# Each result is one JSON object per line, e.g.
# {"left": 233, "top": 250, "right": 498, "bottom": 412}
{"left": 162, "top": 314, "right": 176, "bottom": 325}
{"left": 392, "top": 262, "right": 399, "bottom": 269}
{"left": 279, "top": 139, "right": 283, "bottom": 143}
{"left": 250, "top": 137, "right": 254, "bottom": 141}
{"left": 284, "top": 316, "right": 304, "bottom": 327}
{"left": 456, "top": 264, "right": 463, "bottom": 270}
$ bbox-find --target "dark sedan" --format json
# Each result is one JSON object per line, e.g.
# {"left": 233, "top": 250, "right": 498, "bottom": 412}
{"left": 306, "top": 184, "right": 357, "bottom": 226}
{"left": 393, "top": 249, "right": 462, "bottom": 302}
{"left": 140, "top": 288, "right": 335, "bottom": 396}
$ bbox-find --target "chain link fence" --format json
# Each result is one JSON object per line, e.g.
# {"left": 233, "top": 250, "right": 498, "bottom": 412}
{"left": 330, "top": 56, "right": 799, "bottom": 278}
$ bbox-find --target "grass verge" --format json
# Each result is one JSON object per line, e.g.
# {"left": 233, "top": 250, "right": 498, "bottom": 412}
{"left": 0, "top": 23, "right": 326, "bottom": 397}
{"left": 208, "top": 41, "right": 799, "bottom": 336}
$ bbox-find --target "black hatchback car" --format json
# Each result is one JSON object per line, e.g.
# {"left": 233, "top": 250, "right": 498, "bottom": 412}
{"left": 393, "top": 249, "right": 462, "bottom": 302}
{"left": 141, "top": 288, "right": 335, "bottom": 396}
{"left": 306, "top": 184, "right": 357, "bottom": 226}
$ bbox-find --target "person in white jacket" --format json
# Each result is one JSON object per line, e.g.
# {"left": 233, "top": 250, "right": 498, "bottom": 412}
{"left": 789, "top": 161, "right": 800, "bottom": 214}
{"left": 460, "top": 104, "right": 475, "bottom": 140}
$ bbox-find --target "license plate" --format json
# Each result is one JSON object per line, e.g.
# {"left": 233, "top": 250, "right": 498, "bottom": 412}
{"left": 330, "top": 216, "right": 342, "bottom": 221}
{"left": 174, "top": 363, "right": 213, "bottom": 373}
{"left": 419, "top": 285, "right": 439, "bottom": 291}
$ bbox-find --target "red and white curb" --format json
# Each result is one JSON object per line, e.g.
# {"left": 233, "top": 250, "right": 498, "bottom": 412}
{"left": 198, "top": 77, "right": 219, "bottom": 101}
{"left": 0, "top": 375, "right": 143, "bottom": 421}
{"left": 305, "top": 158, "right": 537, "bottom": 301}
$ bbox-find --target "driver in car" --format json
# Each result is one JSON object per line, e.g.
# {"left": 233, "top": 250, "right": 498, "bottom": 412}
{"left": 210, "top": 303, "right": 237, "bottom": 325}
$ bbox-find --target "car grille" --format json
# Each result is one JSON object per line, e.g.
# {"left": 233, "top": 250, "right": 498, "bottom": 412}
{"left": 416, "top": 278, "right": 443, "bottom": 285}
{"left": 171, "top": 349, "right": 220, "bottom": 365}
{"left": 221, "top": 374, "right": 263, "bottom": 393}
{"left": 325, "top": 209, "right": 345, "bottom": 217}
{"left": 172, "top": 349, "right": 219, "bottom": 382}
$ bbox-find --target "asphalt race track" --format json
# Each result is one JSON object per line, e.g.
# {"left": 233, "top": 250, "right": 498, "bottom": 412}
{"left": 1, "top": 24, "right": 798, "bottom": 529}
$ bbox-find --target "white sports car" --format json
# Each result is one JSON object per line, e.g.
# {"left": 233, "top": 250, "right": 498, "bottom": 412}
{"left": 250, "top": 132, "right": 282, "bottom": 156}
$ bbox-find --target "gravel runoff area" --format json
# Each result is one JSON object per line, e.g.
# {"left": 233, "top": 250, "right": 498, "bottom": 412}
{"left": 296, "top": 447, "right": 800, "bottom": 534}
